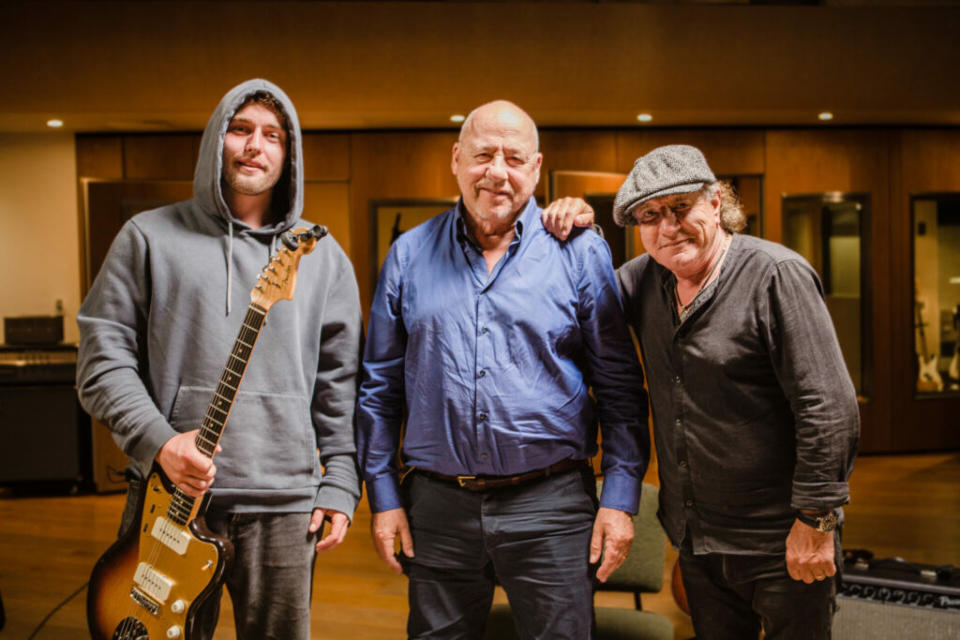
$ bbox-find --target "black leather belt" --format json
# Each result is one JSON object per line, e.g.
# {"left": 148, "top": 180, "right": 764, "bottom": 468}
{"left": 417, "top": 458, "right": 587, "bottom": 492}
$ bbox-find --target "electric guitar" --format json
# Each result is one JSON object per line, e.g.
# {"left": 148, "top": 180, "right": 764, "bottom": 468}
{"left": 949, "top": 304, "right": 960, "bottom": 390}
{"left": 87, "top": 225, "right": 328, "bottom": 640}
{"left": 915, "top": 297, "right": 943, "bottom": 392}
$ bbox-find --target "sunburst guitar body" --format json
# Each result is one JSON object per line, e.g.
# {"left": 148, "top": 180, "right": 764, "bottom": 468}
{"left": 86, "top": 226, "right": 328, "bottom": 640}
{"left": 88, "top": 469, "right": 230, "bottom": 639}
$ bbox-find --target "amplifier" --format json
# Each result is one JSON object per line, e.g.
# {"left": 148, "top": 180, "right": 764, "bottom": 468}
{"left": 3, "top": 315, "right": 63, "bottom": 345}
{"left": 835, "top": 550, "right": 960, "bottom": 640}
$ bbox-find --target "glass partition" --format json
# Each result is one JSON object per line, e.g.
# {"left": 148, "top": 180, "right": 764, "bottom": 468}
{"left": 912, "top": 194, "right": 960, "bottom": 395}
{"left": 782, "top": 193, "right": 870, "bottom": 395}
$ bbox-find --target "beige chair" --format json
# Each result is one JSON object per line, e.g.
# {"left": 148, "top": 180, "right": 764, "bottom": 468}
{"left": 484, "top": 482, "right": 673, "bottom": 639}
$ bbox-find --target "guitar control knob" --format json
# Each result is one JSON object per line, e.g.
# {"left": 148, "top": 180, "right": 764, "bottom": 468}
{"left": 166, "top": 625, "right": 182, "bottom": 638}
{"left": 171, "top": 599, "right": 186, "bottom": 614}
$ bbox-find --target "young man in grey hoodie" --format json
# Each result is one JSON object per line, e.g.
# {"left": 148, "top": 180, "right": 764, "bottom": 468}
{"left": 77, "top": 79, "right": 362, "bottom": 639}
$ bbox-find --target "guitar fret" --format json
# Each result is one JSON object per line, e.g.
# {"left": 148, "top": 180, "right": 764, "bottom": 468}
{"left": 196, "top": 432, "right": 218, "bottom": 449}
{"left": 227, "top": 353, "right": 248, "bottom": 368}
{"left": 207, "top": 406, "right": 228, "bottom": 423}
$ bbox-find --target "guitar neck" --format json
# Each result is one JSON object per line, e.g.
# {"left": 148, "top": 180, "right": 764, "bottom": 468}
{"left": 167, "top": 303, "right": 268, "bottom": 525}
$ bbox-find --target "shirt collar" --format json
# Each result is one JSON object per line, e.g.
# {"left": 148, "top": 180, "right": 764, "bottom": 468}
{"left": 454, "top": 195, "right": 540, "bottom": 249}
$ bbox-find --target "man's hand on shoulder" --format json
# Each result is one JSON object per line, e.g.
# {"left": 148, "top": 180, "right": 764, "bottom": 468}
{"left": 590, "top": 506, "right": 634, "bottom": 583}
{"left": 310, "top": 508, "right": 351, "bottom": 552}
{"left": 371, "top": 507, "right": 414, "bottom": 574}
{"left": 155, "top": 429, "right": 218, "bottom": 498}
{"left": 542, "top": 197, "right": 595, "bottom": 240}
{"left": 785, "top": 517, "right": 836, "bottom": 584}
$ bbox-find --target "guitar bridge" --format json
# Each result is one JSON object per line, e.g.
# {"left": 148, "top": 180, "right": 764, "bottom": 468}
{"left": 130, "top": 585, "right": 160, "bottom": 615}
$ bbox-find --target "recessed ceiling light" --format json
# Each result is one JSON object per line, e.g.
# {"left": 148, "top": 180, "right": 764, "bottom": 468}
{"left": 636, "top": 113, "right": 653, "bottom": 123}
{"left": 46, "top": 119, "right": 64, "bottom": 128}
{"left": 450, "top": 114, "right": 465, "bottom": 123}
{"left": 818, "top": 111, "right": 834, "bottom": 121}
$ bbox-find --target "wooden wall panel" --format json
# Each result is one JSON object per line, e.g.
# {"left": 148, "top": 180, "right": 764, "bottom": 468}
{"left": 537, "top": 130, "right": 618, "bottom": 200}
{"left": 765, "top": 129, "right": 894, "bottom": 452}
{"left": 891, "top": 130, "right": 960, "bottom": 452}
{"left": 348, "top": 131, "right": 460, "bottom": 312}
{"left": 76, "top": 136, "right": 123, "bottom": 179}
{"left": 302, "top": 133, "right": 350, "bottom": 182}
{"left": 123, "top": 134, "right": 200, "bottom": 180}
{"left": 303, "top": 182, "right": 351, "bottom": 258}
{"left": 615, "top": 129, "right": 765, "bottom": 177}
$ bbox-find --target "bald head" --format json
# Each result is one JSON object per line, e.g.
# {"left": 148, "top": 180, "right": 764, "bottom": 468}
{"left": 458, "top": 100, "right": 539, "bottom": 152}
{"left": 451, "top": 100, "right": 543, "bottom": 236}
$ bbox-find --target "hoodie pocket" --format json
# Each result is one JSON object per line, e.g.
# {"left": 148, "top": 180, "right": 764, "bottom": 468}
{"left": 169, "top": 385, "right": 318, "bottom": 490}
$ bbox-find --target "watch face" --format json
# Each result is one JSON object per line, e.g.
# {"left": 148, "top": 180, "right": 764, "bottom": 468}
{"left": 819, "top": 511, "right": 839, "bottom": 532}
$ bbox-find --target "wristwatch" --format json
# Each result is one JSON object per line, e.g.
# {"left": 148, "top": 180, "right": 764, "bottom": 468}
{"left": 797, "top": 509, "right": 839, "bottom": 533}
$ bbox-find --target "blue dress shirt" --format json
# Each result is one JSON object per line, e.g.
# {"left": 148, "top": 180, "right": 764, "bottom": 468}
{"left": 357, "top": 197, "right": 649, "bottom": 514}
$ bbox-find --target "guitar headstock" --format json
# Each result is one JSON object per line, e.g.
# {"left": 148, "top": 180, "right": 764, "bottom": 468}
{"left": 250, "top": 225, "right": 328, "bottom": 310}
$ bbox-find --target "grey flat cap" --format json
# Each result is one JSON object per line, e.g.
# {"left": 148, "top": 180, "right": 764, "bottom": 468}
{"left": 613, "top": 144, "right": 716, "bottom": 226}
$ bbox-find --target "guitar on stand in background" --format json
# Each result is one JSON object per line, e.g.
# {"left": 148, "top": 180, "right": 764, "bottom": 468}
{"left": 949, "top": 304, "right": 960, "bottom": 391}
{"left": 915, "top": 295, "right": 943, "bottom": 393}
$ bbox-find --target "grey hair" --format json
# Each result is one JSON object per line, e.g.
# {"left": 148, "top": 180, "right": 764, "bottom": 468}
{"left": 704, "top": 180, "right": 747, "bottom": 233}
{"left": 459, "top": 100, "right": 540, "bottom": 151}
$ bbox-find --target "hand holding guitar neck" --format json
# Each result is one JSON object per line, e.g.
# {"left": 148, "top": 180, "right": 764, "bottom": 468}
{"left": 156, "top": 430, "right": 220, "bottom": 498}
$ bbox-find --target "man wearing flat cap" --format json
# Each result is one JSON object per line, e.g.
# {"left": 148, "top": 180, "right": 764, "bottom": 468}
{"left": 605, "top": 144, "right": 860, "bottom": 638}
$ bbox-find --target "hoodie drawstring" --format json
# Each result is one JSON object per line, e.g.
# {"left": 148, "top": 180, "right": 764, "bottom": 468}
{"left": 226, "top": 219, "right": 234, "bottom": 316}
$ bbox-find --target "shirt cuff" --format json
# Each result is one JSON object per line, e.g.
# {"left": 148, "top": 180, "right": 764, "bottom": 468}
{"left": 790, "top": 480, "right": 850, "bottom": 511}
{"left": 315, "top": 484, "right": 359, "bottom": 523}
{"left": 598, "top": 472, "right": 642, "bottom": 515}
{"left": 366, "top": 473, "right": 403, "bottom": 513}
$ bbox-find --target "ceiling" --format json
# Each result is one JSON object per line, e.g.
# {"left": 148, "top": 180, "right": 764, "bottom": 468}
{"left": 3, "top": 1, "right": 959, "bottom": 134}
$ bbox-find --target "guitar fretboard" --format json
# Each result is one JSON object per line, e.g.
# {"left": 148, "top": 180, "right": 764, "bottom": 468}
{"left": 167, "top": 304, "right": 267, "bottom": 525}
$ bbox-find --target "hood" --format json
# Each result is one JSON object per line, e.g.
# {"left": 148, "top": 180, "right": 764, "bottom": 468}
{"left": 194, "top": 78, "right": 304, "bottom": 235}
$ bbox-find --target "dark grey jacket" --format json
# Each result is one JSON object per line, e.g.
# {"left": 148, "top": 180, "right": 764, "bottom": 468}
{"left": 617, "top": 234, "right": 859, "bottom": 555}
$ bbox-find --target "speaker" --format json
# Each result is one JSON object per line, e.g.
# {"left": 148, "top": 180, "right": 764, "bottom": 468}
{"left": 834, "top": 551, "right": 960, "bottom": 640}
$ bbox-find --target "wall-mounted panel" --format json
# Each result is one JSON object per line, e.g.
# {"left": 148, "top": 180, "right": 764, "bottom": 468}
{"left": 895, "top": 130, "right": 960, "bottom": 452}
{"left": 766, "top": 130, "right": 892, "bottom": 452}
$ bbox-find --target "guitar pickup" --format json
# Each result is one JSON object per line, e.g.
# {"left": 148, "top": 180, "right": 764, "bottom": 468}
{"left": 150, "top": 516, "right": 190, "bottom": 555}
{"left": 134, "top": 563, "right": 173, "bottom": 603}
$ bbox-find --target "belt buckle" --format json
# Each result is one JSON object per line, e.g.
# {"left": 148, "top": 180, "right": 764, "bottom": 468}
{"left": 456, "top": 475, "right": 476, "bottom": 488}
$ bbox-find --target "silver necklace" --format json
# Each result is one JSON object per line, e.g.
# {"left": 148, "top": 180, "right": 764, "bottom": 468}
{"left": 675, "top": 234, "right": 731, "bottom": 321}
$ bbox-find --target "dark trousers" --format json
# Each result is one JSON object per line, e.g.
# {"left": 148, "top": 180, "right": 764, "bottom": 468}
{"left": 678, "top": 547, "right": 836, "bottom": 640}
{"left": 401, "top": 466, "right": 598, "bottom": 640}
{"left": 195, "top": 512, "right": 318, "bottom": 640}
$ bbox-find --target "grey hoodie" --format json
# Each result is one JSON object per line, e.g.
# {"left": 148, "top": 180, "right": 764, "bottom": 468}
{"left": 77, "top": 79, "right": 362, "bottom": 518}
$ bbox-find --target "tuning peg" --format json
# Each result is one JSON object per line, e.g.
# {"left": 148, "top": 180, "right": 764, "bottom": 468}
{"left": 279, "top": 230, "right": 300, "bottom": 250}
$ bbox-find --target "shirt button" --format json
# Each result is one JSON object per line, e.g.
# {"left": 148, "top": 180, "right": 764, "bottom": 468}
{"left": 674, "top": 376, "right": 681, "bottom": 384}
{"left": 481, "top": 453, "right": 488, "bottom": 460}
{"left": 478, "top": 413, "right": 487, "bottom": 422}
{"left": 478, "top": 370, "right": 486, "bottom": 378}
{"left": 685, "top": 499, "right": 694, "bottom": 507}
{"left": 679, "top": 459, "right": 688, "bottom": 468}
{"left": 481, "top": 326, "right": 489, "bottom": 334}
